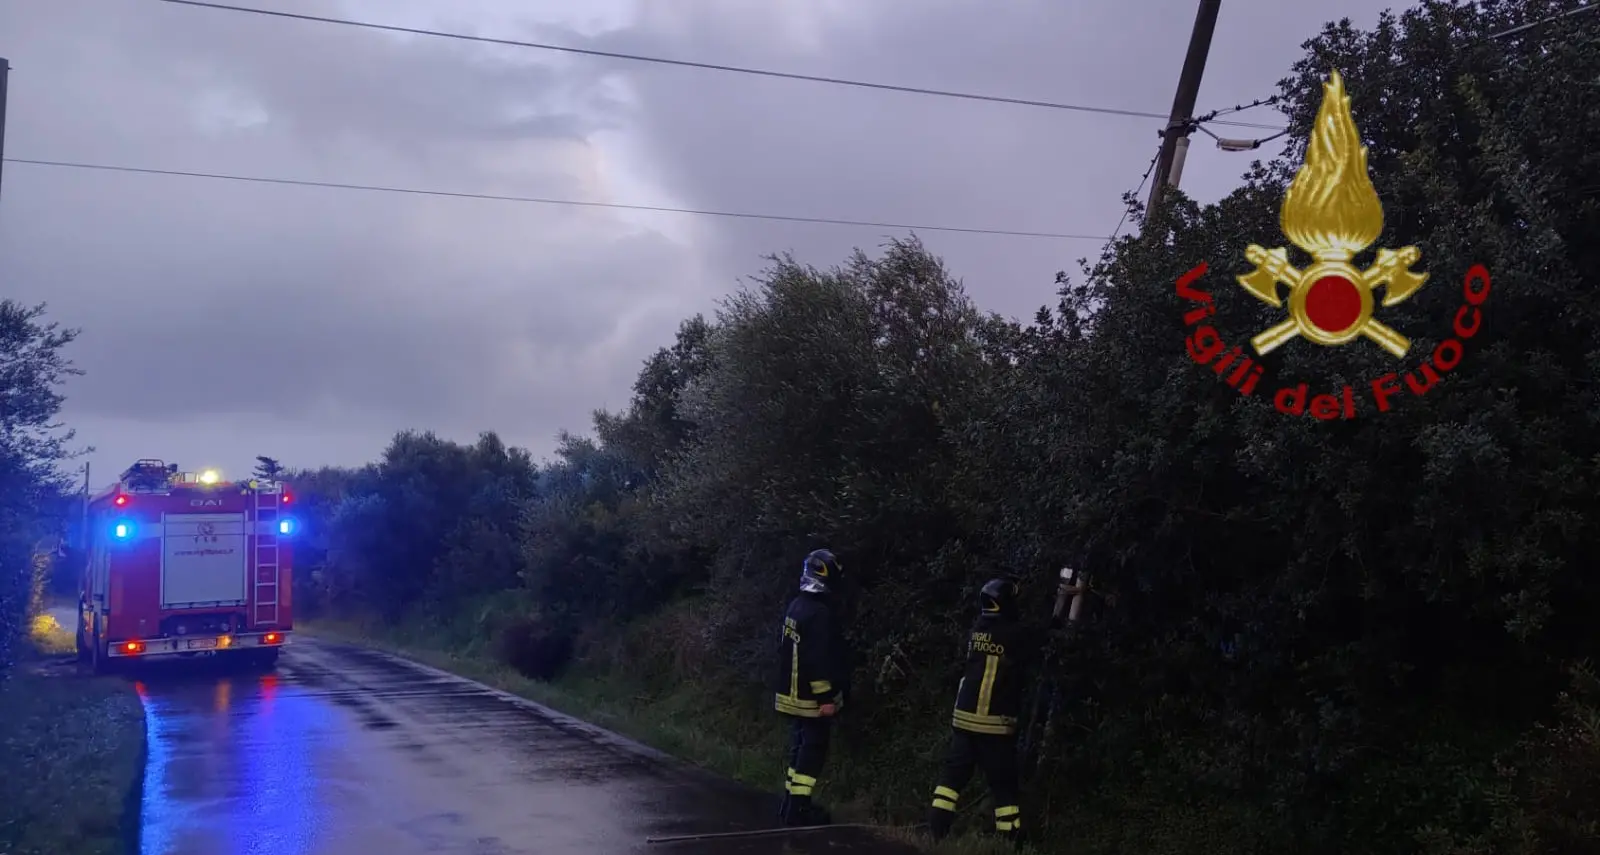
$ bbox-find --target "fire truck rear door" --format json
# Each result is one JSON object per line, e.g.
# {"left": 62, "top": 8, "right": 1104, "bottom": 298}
{"left": 161, "top": 513, "right": 248, "bottom": 608}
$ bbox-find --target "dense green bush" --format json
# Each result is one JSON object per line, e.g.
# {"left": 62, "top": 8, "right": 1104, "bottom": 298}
{"left": 0, "top": 301, "right": 84, "bottom": 678}
{"left": 493, "top": 613, "right": 575, "bottom": 682}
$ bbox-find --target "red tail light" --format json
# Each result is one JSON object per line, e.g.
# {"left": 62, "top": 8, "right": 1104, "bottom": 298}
{"left": 264, "top": 632, "right": 281, "bottom": 644}
{"left": 123, "top": 640, "right": 144, "bottom": 654}
{"left": 113, "top": 495, "right": 129, "bottom": 507}
{"left": 281, "top": 493, "right": 291, "bottom": 504}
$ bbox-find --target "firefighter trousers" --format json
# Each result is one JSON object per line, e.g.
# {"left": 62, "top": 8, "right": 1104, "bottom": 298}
{"left": 926, "top": 729, "right": 1022, "bottom": 842}
{"left": 778, "top": 715, "right": 833, "bottom": 825}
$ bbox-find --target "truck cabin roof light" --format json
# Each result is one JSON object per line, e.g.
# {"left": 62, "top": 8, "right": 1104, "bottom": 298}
{"left": 198, "top": 469, "right": 220, "bottom": 485}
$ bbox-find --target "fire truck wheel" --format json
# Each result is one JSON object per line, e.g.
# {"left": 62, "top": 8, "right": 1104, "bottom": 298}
{"left": 75, "top": 622, "right": 88, "bottom": 663}
{"left": 90, "top": 625, "right": 111, "bottom": 675}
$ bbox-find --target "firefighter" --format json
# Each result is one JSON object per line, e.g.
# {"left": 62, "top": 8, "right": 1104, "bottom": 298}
{"left": 773, "top": 548, "right": 851, "bottom": 827}
{"left": 926, "top": 574, "right": 1071, "bottom": 845}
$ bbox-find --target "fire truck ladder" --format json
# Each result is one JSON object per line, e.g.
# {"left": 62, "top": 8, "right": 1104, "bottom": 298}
{"left": 253, "top": 486, "right": 281, "bottom": 626}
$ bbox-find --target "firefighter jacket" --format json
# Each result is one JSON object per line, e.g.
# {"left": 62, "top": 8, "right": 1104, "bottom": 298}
{"left": 773, "top": 592, "right": 850, "bottom": 718}
{"left": 949, "top": 614, "right": 1042, "bottom": 736}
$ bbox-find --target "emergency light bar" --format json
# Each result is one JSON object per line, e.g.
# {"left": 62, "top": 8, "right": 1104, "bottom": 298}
{"left": 172, "top": 469, "right": 224, "bottom": 485}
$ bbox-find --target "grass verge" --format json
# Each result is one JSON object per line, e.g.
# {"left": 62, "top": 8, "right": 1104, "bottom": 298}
{"left": 0, "top": 614, "right": 146, "bottom": 855}
{"left": 303, "top": 616, "right": 1050, "bottom": 855}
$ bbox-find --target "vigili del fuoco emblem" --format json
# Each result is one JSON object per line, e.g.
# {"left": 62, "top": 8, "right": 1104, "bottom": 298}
{"left": 1235, "top": 69, "right": 1428, "bottom": 358}
{"left": 1173, "top": 68, "right": 1492, "bottom": 420}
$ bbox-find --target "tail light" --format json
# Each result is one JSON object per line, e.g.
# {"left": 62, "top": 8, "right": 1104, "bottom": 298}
{"left": 113, "top": 495, "right": 129, "bottom": 507}
{"left": 263, "top": 632, "right": 281, "bottom": 644}
{"left": 123, "top": 640, "right": 144, "bottom": 654}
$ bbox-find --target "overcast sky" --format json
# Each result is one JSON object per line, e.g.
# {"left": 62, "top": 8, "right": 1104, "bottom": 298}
{"left": 0, "top": 0, "right": 1399, "bottom": 485}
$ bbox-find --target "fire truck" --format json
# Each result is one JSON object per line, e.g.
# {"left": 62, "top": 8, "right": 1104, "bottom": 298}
{"left": 75, "top": 459, "right": 295, "bottom": 672}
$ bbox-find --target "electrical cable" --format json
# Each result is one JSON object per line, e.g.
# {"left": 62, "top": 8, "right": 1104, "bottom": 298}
{"left": 2, "top": 157, "right": 1111, "bottom": 241}
{"left": 155, "top": 0, "right": 1285, "bottom": 131}
{"left": 1192, "top": 95, "right": 1281, "bottom": 126}
{"left": 1193, "top": 122, "right": 1289, "bottom": 150}
{"left": 1489, "top": 1, "right": 1599, "bottom": 40}
{"left": 1105, "top": 146, "right": 1163, "bottom": 247}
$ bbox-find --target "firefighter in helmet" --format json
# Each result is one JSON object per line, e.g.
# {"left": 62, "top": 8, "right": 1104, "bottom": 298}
{"left": 926, "top": 573, "right": 1072, "bottom": 845}
{"left": 773, "top": 548, "right": 851, "bottom": 826}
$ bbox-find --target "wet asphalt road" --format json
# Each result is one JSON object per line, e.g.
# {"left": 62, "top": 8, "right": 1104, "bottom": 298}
{"left": 122, "top": 637, "right": 919, "bottom": 855}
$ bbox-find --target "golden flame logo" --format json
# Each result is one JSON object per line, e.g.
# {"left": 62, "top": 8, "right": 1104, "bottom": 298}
{"left": 1236, "top": 70, "right": 1427, "bottom": 358}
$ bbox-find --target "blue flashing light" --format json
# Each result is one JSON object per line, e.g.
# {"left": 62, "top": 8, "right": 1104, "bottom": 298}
{"left": 277, "top": 518, "right": 295, "bottom": 536}
{"left": 113, "top": 521, "right": 133, "bottom": 540}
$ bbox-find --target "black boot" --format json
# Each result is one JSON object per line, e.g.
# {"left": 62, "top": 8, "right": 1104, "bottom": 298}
{"left": 779, "top": 795, "right": 811, "bottom": 826}
{"left": 781, "top": 798, "right": 833, "bottom": 827}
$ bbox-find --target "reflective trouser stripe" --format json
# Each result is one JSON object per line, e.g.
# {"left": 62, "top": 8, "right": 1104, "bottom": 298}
{"left": 785, "top": 768, "right": 817, "bottom": 796}
{"left": 931, "top": 785, "right": 960, "bottom": 812}
{"left": 995, "top": 804, "right": 1021, "bottom": 832}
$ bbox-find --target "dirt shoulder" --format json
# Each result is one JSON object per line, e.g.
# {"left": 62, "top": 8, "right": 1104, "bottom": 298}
{"left": 0, "top": 614, "right": 146, "bottom": 855}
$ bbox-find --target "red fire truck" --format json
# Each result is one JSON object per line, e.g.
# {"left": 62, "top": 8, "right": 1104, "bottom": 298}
{"left": 75, "top": 459, "right": 295, "bottom": 672}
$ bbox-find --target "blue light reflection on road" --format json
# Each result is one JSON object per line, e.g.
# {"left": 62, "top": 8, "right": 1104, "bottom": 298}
{"left": 233, "top": 672, "right": 318, "bottom": 855}
{"left": 134, "top": 680, "right": 176, "bottom": 855}
{"left": 137, "top": 669, "right": 323, "bottom": 855}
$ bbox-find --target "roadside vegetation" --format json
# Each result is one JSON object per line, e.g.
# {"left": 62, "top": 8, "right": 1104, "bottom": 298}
{"left": 0, "top": 298, "right": 142, "bottom": 855}
{"left": 0, "top": 615, "right": 145, "bottom": 855}
{"left": 286, "top": 4, "right": 1600, "bottom": 853}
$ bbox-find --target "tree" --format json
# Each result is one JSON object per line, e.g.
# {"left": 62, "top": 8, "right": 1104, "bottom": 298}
{"left": 971, "top": 3, "right": 1600, "bottom": 850}
{"left": 0, "top": 302, "right": 85, "bottom": 677}
{"left": 253, "top": 456, "right": 284, "bottom": 480}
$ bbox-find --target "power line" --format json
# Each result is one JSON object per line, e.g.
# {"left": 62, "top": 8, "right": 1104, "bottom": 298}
{"left": 1489, "top": 2, "right": 1599, "bottom": 40}
{"left": 3, "top": 157, "right": 1110, "bottom": 241}
{"left": 1108, "top": 146, "right": 1163, "bottom": 247}
{"left": 155, "top": 0, "right": 1285, "bottom": 131}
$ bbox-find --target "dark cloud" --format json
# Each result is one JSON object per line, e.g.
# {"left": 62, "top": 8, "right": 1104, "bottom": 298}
{"left": 565, "top": 0, "right": 1398, "bottom": 321}
{"left": 0, "top": 0, "right": 697, "bottom": 473}
{"left": 0, "top": 0, "right": 1397, "bottom": 477}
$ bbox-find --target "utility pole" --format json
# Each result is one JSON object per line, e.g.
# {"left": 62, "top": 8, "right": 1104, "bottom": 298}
{"left": 1147, "top": 0, "right": 1222, "bottom": 213}
{"left": 80, "top": 462, "right": 90, "bottom": 548}
{"left": 0, "top": 58, "right": 10, "bottom": 203}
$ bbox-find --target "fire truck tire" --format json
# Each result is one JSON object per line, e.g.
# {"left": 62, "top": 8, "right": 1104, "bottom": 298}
{"left": 75, "top": 622, "right": 88, "bottom": 663}
{"left": 90, "top": 625, "right": 112, "bottom": 675}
